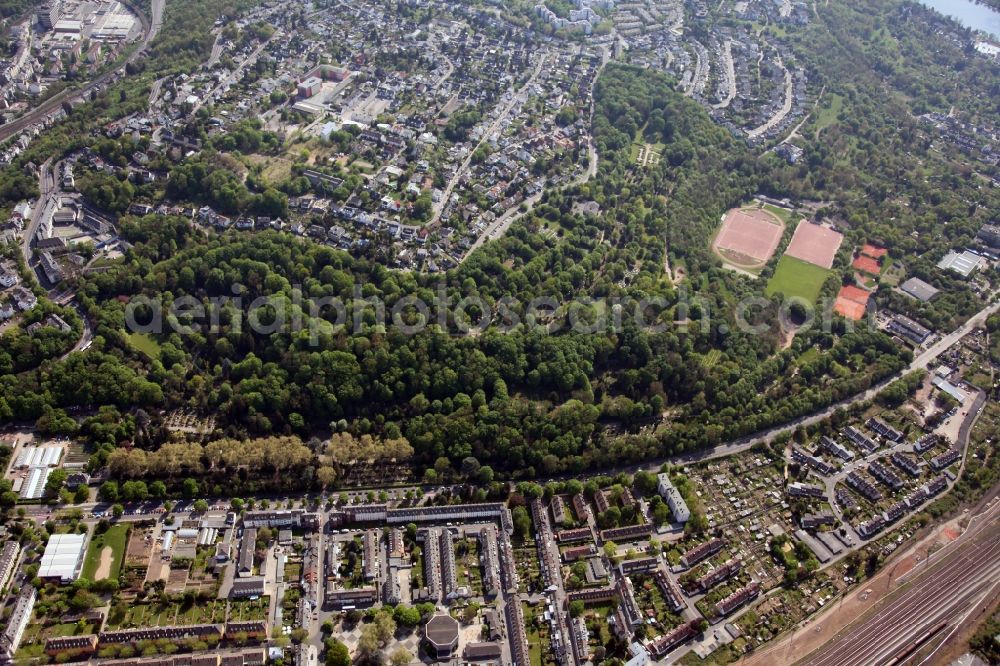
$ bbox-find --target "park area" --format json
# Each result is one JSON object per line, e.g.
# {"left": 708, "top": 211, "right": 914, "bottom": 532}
{"left": 711, "top": 207, "right": 785, "bottom": 272}
{"left": 766, "top": 255, "right": 831, "bottom": 303}
{"left": 81, "top": 524, "right": 130, "bottom": 581}
{"left": 784, "top": 221, "right": 843, "bottom": 270}
{"left": 127, "top": 332, "right": 162, "bottom": 359}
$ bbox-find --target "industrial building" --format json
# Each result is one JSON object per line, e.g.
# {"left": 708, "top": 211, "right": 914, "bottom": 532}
{"left": 91, "top": 4, "right": 136, "bottom": 40}
{"left": 14, "top": 445, "right": 63, "bottom": 468}
{"left": 38, "top": 533, "right": 87, "bottom": 582}
{"left": 932, "top": 375, "right": 967, "bottom": 404}
{"left": 937, "top": 249, "right": 986, "bottom": 277}
{"left": 20, "top": 465, "right": 54, "bottom": 499}
{"left": 899, "top": 277, "right": 939, "bottom": 302}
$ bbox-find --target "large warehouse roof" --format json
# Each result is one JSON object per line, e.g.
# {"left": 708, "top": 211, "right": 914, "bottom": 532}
{"left": 20, "top": 466, "right": 52, "bottom": 499}
{"left": 38, "top": 533, "right": 87, "bottom": 581}
{"left": 937, "top": 250, "right": 985, "bottom": 278}
{"left": 14, "top": 445, "right": 64, "bottom": 468}
{"left": 899, "top": 277, "right": 939, "bottom": 302}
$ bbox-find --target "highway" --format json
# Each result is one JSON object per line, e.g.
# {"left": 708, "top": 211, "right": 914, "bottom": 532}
{"left": 798, "top": 500, "right": 1000, "bottom": 666}
{"left": 0, "top": 0, "right": 164, "bottom": 145}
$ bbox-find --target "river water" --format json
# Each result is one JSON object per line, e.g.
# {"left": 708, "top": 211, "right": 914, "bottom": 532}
{"left": 915, "top": 0, "right": 1000, "bottom": 40}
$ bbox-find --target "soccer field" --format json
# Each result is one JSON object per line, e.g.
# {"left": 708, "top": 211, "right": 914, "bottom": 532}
{"left": 766, "top": 255, "right": 832, "bottom": 303}
{"left": 81, "top": 524, "right": 130, "bottom": 581}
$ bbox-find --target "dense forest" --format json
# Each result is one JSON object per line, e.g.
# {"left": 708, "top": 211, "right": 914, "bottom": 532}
{"left": 760, "top": 1, "right": 1000, "bottom": 249}
{"left": 1, "top": 0, "right": 997, "bottom": 485}
{"left": 0, "top": 63, "right": 912, "bottom": 481}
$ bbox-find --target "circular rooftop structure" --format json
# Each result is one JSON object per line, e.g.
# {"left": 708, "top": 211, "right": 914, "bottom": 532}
{"left": 424, "top": 612, "right": 460, "bottom": 659}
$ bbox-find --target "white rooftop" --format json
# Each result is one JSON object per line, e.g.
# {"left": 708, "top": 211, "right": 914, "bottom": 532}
{"left": 937, "top": 250, "right": 985, "bottom": 278}
{"left": 38, "top": 533, "right": 87, "bottom": 581}
{"left": 20, "top": 466, "right": 52, "bottom": 499}
{"left": 932, "top": 376, "right": 967, "bottom": 405}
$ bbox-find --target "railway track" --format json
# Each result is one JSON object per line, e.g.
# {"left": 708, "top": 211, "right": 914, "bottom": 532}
{"left": 0, "top": 0, "right": 161, "bottom": 145}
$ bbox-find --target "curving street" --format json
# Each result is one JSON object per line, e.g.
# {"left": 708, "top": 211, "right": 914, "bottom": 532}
{"left": 0, "top": 0, "right": 164, "bottom": 145}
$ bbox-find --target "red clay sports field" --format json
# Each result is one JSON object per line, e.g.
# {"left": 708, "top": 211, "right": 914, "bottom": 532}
{"left": 712, "top": 208, "right": 785, "bottom": 268}
{"left": 784, "top": 221, "right": 843, "bottom": 270}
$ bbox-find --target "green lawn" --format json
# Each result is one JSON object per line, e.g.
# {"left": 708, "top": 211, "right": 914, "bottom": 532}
{"left": 796, "top": 347, "right": 821, "bottom": 366}
{"left": 110, "top": 598, "right": 227, "bottom": 629}
{"left": 766, "top": 255, "right": 832, "bottom": 304}
{"left": 178, "top": 599, "right": 227, "bottom": 624}
{"left": 127, "top": 332, "right": 162, "bottom": 359}
{"left": 81, "top": 524, "right": 130, "bottom": 581}
{"left": 230, "top": 597, "right": 269, "bottom": 622}
{"left": 762, "top": 203, "right": 795, "bottom": 225}
{"left": 814, "top": 93, "right": 844, "bottom": 135}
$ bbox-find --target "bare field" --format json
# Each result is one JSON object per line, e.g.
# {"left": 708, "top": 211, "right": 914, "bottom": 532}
{"left": 785, "top": 220, "right": 843, "bottom": 269}
{"left": 712, "top": 207, "right": 785, "bottom": 270}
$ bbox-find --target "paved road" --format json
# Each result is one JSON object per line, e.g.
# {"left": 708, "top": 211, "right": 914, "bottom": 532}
{"left": 22, "top": 158, "right": 55, "bottom": 264}
{"left": 748, "top": 56, "right": 793, "bottom": 140}
{"left": 0, "top": 0, "right": 163, "bottom": 145}
{"left": 63, "top": 304, "right": 95, "bottom": 358}
{"left": 711, "top": 40, "right": 737, "bottom": 110}
{"left": 798, "top": 500, "right": 1000, "bottom": 666}
{"left": 204, "top": 31, "right": 226, "bottom": 70}
{"left": 430, "top": 52, "right": 548, "bottom": 226}
{"left": 459, "top": 45, "right": 608, "bottom": 262}
{"left": 191, "top": 30, "right": 277, "bottom": 114}
{"left": 148, "top": 76, "right": 168, "bottom": 106}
